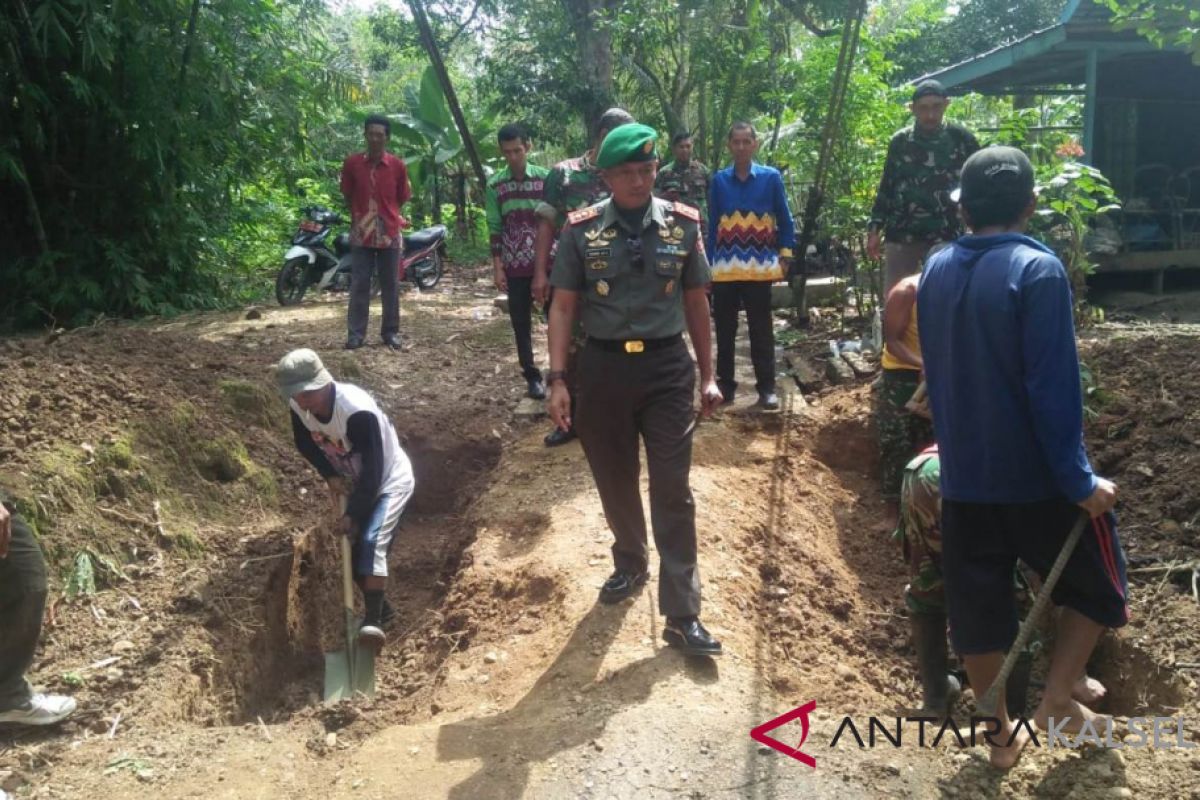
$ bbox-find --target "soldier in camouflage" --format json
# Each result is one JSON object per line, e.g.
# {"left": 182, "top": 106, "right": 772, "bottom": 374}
{"left": 654, "top": 131, "right": 710, "bottom": 236}
{"left": 531, "top": 108, "right": 635, "bottom": 447}
{"left": 895, "top": 446, "right": 960, "bottom": 717}
{"left": 867, "top": 79, "right": 979, "bottom": 293}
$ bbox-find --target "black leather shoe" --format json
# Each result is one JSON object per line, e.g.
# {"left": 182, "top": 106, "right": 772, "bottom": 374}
{"left": 344, "top": 337, "right": 364, "bottom": 351}
{"left": 382, "top": 333, "right": 403, "bottom": 350}
{"left": 544, "top": 427, "right": 577, "bottom": 447}
{"left": 599, "top": 570, "right": 649, "bottom": 604}
{"left": 718, "top": 384, "right": 736, "bottom": 406}
{"left": 663, "top": 617, "right": 723, "bottom": 657}
{"left": 758, "top": 391, "right": 780, "bottom": 410}
{"left": 527, "top": 378, "right": 546, "bottom": 400}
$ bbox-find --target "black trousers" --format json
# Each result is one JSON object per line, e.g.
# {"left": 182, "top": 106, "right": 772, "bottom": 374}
{"left": 0, "top": 512, "right": 48, "bottom": 712}
{"left": 348, "top": 246, "right": 401, "bottom": 341}
{"left": 713, "top": 280, "right": 775, "bottom": 396}
{"left": 575, "top": 338, "right": 702, "bottom": 618}
{"left": 506, "top": 276, "right": 541, "bottom": 381}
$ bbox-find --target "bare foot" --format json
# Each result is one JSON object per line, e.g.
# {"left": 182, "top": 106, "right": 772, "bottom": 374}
{"left": 1071, "top": 674, "right": 1107, "bottom": 704}
{"left": 1034, "top": 697, "right": 1107, "bottom": 735}
{"left": 989, "top": 725, "right": 1031, "bottom": 770}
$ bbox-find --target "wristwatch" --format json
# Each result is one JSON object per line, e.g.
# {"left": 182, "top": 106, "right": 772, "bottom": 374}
{"left": 546, "top": 370, "right": 567, "bottom": 385}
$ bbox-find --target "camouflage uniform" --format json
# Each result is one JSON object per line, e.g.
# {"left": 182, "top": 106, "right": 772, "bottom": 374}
{"left": 869, "top": 123, "right": 979, "bottom": 292}
{"left": 876, "top": 370, "right": 934, "bottom": 502}
{"left": 654, "top": 160, "right": 710, "bottom": 235}
{"left": 534, "top": 154, "right": 612, "bottom": 413}
{"left": 895, "top": 448, "right": 943, "bottom": 615}
{"left": 868, "top": 123, "right": 980, "bottom": 244}
{"left": 537, "top": 153, "right": 612, "bottom": 234}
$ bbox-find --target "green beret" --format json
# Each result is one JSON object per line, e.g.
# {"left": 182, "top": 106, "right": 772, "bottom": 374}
{"left": 596, "top": 123, "right": 659, "bottom": 169}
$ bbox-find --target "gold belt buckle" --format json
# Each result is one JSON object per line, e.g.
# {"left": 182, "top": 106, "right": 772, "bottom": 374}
{"left": 624, "top": 340, "right": 645, "bottom": 354}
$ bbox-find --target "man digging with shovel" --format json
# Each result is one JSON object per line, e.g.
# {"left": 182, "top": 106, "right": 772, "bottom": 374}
{"left": 918, "top": 147, "right": 1126, "bottom": 769}
{"left": 277, "top": 349, "right": 415, "bottom": 669}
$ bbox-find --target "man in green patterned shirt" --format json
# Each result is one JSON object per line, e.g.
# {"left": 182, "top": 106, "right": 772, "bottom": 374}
{"left": 867, "top": 80, "right": 979, "bottom": 293}
{"left": 485, "top": 123, "right": 551, "bottom": 400}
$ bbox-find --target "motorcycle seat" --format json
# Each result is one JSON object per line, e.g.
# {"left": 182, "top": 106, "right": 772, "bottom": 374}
{"left": 405, "top": 225, "right": 447, "bottom": 251}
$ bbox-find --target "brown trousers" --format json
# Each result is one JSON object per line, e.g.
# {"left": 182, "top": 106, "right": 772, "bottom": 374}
{"left": 574, "top": 338, "right": 702, "bottom": 618}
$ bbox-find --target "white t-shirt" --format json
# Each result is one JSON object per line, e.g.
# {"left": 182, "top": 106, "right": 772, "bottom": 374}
{"left": 289, "top": 382, "right": 414, "bottom": 499}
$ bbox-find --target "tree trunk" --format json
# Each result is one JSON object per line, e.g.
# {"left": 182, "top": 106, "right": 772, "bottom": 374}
{"left": 176, "top": 0, "right": 202, "bottom": 106}
{"left": 406, "top": 0, "right": 487, "bottom": 193}
{"left": 456, "top": 167, "right": 468, "bottom": 238}
{"left": 432, "top": 167, "right": 442, "bottom": 224}
{"left": 560, "top": 0, "right": 616, "bottom": 128}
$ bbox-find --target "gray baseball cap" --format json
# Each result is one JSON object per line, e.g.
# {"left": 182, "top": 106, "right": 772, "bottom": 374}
{"left": 275, "top": 348, "right": 333, "bottom": 398}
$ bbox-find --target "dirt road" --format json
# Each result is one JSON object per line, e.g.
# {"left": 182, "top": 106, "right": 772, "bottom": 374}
{"left": 1, "top": 270, "right": 1197, "bottom": 799}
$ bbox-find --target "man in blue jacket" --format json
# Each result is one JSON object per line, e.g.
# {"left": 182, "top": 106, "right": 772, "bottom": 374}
{"left": 918, "top": 147, "right": 1125, "bottom": 770}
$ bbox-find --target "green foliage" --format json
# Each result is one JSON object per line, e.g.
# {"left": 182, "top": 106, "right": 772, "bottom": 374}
{"left": 1104, "top": 0, "right": 1200, "bottom": 61}
{"left": 1031, "top": 160, "right": 1122, "bottom": 300}
{"left": 879, "top": 0, "right": 1066, "bottom": 80}
{"left": 63, "top": 547, "right": 128, "bottom": 597}
{"left": 64, "top": 551, "right": 97, "bottom": 598}
{"left": 1, "top": 0, "right": 358, "bottom": 329}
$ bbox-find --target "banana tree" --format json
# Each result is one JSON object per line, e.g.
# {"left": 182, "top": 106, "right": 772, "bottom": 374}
{"left": 391, "top": 66, "right": 463, "bottom": 224}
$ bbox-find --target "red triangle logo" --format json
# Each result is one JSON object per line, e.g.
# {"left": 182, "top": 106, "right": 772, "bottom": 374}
{"left": 750, "top": 700, "right": 818, "bottom": 768}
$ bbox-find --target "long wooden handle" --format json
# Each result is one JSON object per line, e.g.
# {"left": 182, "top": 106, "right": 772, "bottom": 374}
{"left": 977, "top": 512, "right": 1089, "bottom": 717}
{"left": 338, "top": 496, "right": 354, "bottom": 612}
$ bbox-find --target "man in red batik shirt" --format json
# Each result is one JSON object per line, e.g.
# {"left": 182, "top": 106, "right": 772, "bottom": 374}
{"left": 340, "top": 114, "right": 412, "bottom": 351}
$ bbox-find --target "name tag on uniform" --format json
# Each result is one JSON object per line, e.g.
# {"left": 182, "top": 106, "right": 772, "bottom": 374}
{"left": 585, "top": 247, "right": 612, "bottom": 259}
{"left": 656, "top": 246, "right": 686, "bottom": 258}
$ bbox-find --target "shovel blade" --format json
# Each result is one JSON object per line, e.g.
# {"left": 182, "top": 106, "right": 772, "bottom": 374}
{"left": 323, "top": 649, "right": 353, "bottom": 703}
{"left": 322, "top": 644, "right": 376, "bottom": 703}
{"left": 352, "top": 643, "right": 376, "bottom": 697}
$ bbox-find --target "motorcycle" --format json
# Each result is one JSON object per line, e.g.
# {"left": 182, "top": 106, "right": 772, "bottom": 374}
{"left": 275, "top": 205, "right": 448, "bottom": 306}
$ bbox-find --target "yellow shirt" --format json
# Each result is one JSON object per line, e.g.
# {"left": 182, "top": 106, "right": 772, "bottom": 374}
{"left": 881, "top": 304, "right": 921, "bottom": 371}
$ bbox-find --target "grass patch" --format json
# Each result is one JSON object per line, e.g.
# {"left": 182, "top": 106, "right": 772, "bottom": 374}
{"left": 336, "top": 355, "right": 364, "bottom": 380}
{"left": 161, "top": 519, "right": 207, "bottom": 556}
{"left": 218, "top": 379, "right": 287, "bottom": 433}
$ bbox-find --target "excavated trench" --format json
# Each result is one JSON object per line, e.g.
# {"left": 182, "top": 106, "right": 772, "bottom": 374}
{"left": 199, "top": 434, "right": 503, "bottom": 723}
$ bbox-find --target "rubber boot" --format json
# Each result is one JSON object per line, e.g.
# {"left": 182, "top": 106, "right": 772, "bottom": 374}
{"left": 911, "top": 611, "right": 961, "bottom": 716}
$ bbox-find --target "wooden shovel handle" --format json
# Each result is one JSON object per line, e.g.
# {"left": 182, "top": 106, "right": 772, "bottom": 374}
{"left": 338, "top": 497, "right": 355, "bottom": 612}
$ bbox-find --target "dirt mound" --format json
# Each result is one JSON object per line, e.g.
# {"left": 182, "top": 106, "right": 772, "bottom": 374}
{"left": 0, "top": 285, "right": 536, "bottom": 742}
{"left": 1082, "top": 332, "right": 1200, "bottom": 562}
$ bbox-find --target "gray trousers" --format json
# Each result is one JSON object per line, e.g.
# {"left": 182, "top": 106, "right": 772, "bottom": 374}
{"left": 347, "top": 246, "right": 401, "bottom": 341}
{"left": 575, "top": 338, "right": 702, "bottom": 618}
{"left": 0, "top": 513, "right": 47, "bottom": 712}
{"left": 883, "top": 240, "right": 950, "bottom": 295}
{"left": 884, "top": 241, "right": 933, "bottom": 295}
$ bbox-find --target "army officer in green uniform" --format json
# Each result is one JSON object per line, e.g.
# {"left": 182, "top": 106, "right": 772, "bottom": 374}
{"left": 546, "top": 123, "right": 725, "bottom": 657}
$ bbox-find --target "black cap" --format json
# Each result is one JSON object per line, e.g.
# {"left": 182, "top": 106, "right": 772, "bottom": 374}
{"left": 951, "top": 146, "right": 1035, "bottom": 206}
{"left": 912, "top": 79, "right": 948, "bottom": 102}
